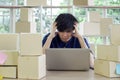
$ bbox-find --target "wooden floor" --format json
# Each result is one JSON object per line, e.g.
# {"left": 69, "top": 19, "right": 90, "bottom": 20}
{"left": 3, "top": 70, "right": 120, "bottom": 80}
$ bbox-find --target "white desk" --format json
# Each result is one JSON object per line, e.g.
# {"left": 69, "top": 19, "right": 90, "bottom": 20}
{"left": 3, "top": 70, "right": 120, "bottom": 80}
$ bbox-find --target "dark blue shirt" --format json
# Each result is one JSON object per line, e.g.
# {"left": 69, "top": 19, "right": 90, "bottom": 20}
{"left": 42, "top": 33, "right": 90, "bottom": 48}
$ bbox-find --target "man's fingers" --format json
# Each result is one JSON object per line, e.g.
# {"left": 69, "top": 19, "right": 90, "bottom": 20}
{"left": 53, "top": 22, "right": 57, "bottom": 26}
{"left": 52, "top": 22, "right": 57, "bottom": 30}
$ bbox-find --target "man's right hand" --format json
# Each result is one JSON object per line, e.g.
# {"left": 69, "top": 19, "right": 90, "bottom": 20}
{"left": 49, "top": 22, "right": 57, "bottom": 38}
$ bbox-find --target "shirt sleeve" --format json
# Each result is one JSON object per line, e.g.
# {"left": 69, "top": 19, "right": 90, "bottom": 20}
{"left": 42, "top": 33, "right": 50, "bottom": 47}
{"left": 84, "top": 38, "right": 90, "bottom": 48}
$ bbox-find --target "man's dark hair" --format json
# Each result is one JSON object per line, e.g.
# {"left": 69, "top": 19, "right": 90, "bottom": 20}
{"left": 55, "top": 13, "right": 78, "bottom": 32}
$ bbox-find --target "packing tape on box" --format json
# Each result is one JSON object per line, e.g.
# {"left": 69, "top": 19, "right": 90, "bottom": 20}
{"left": 116, "top": 64, "right": 120, "bottom": 75}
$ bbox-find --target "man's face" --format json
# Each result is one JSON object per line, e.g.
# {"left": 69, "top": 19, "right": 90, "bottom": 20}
{"left": 58, "top": 31, "right": 73, "bottom": 42}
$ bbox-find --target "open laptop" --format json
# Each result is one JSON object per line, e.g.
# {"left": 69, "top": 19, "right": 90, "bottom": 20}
{"left": 45, "top": 48, "right": 90, "bottom": 71}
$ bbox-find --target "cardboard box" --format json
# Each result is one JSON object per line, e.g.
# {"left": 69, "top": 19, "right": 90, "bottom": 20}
{"left": 18, "top": 55, "right": 46, "bottom": 79}
{"left": 97, "top": 45, "right": 120, "bottom": 62}
{"left": 20, "top": 33, "right": 43, "bottom": 55}
{"left": 0, "top": 66, "right": 17, "bottom": 78}
{"left": 110, "top": 24, "right": 120, "bottom": 45}
{"left": 26, "top": 0, "right": 47, "bottom": 6}
{"left": 80, "top": 18, "right": 113, "bottom": 36}
{"left": 94, "top": 59, "right": 120, "bottom": 77}
{"left": 1, "top": 51, "right": 19, "bottom": 65}
{"left": 80, "top": 22, "right": 100, "bottom": 35}
{"left": 73, "top": 0, "right": 94, "bottom": 6}
{"left": 15, "top": 21, "right": 36, "bottom": 33}
{"left": 87, "top": 11, "right": 101, "bottom": 22}
{"left": 20, "top": 8, "right": 32, "bottom": 22}
{"left": 100, "top": 18, "right": 113, "bottom": 36}
{"left": 0, "top": 34, "right": 19, "bottom": 50}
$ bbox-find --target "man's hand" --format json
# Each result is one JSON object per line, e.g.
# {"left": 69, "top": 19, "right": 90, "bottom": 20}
{"left": 43, "top": 22, "right": 57, "bottom": 54}
{"left": 49, "top": 22, "right": 57, "bottom": 38}
{"left": 73, "top": 22, "right": 86, "bottom": 48}
{"left": 73, "top": 22, "right": 82, "bottom": 38}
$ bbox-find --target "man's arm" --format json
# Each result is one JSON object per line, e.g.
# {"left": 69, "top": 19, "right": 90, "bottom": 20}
{"left": 42, "top": 22, "right": 57, "bottom": 54}
{"left": 73, "top": 23, "right": 86, "bottom": 48}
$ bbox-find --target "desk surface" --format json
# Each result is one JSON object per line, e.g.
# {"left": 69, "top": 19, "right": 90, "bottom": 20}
{"left": 3, "top": 70, "right": 120, "bottom": 80}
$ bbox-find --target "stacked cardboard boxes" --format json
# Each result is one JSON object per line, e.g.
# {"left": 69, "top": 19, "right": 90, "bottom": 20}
{"left": 15, "top": 0, "right": 47, "bottom": 33}
{"left": 0, "top": 33, "right": 46, "bottom": 79}
{"left": 18, "top": 33, "right": 46, "bottom": 79}
{"left": 15, "top": 8, "right": 36, "bottom": 33}
{"left": 95, "top": 25, "right": 120, "bottom": 77}
{"left": 0, "top": 34, "right": 19, "bottom": 78}
{"left": 80, "top": 11, "right": 113, "bottom": 36}
{"left": 80, "top": 11, "right": 113, "bottom": 56}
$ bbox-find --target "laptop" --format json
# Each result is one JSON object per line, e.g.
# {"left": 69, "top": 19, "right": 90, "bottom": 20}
{"left": 45, "top": 48, "right": 90, "bottom": 71}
